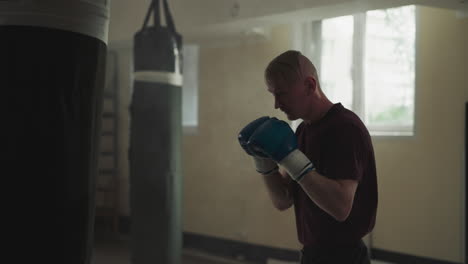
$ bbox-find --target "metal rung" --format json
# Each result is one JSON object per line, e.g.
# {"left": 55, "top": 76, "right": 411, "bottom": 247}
{"left": 101, "top": 131, "right": 114, "bottom": 136}
{"left": 103, "top": 92, "right": 114, "bottom": 98}
{"left": 99, "top": 169, "right": 115, "bottom": 175}
{"left": 95, "top": 207, "right": 117, "bottom": 216}
{"left": 97, "top": 186, "right": 115, "bottom": 192}
{"left": 102, "top": 112, "right": 115, "bottom": 118}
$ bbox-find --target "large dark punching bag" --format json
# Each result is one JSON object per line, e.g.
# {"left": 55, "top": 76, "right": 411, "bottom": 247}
{"left": 1, "top": 1, "right": 109, "bottom": 263}
{"left": 129, "top": 0, "right": 183, "bottom": 263}
{"left": 129, "top": 0, "right": 182, "bottom": 264}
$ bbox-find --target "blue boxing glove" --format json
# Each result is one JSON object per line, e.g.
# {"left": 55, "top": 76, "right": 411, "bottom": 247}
{"left": 238, "top": 117, "right": 279, "bottom": 175}
{"left": 247, "top": 118, "right": 315, "bottom": 181}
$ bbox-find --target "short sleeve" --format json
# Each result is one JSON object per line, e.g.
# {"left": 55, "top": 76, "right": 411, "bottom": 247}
{"left": 321, "top": 124, "right": 365, "bottom": 181}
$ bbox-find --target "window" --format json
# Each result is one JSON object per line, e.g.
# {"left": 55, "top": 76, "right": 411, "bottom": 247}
{"left": 321, "top": 15, "right": 354, "bottom": 111}
{"left": 364, "top": 6, "right": 415, "bottom": 135}
{"left": 293, "top": 5, "right": 416, "bottom": 136}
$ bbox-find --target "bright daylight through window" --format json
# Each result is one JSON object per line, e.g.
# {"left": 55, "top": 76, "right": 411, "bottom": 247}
{"left": 317, "top": 5, "right": 416, "bottom": 136}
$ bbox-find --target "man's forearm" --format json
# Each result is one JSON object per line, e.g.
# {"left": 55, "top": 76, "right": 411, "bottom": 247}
{"left": 298, "top": 170, "right": 355, "bottom": 222}
{"left": 261, "top": 171, "right": 293, "bottom": 211}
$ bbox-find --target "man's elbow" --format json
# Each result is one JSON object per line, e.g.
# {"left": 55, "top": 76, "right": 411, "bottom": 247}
{"left": 335, "top": 207, "right": 352, "bottom": 222}
{"left": 274, "top": 200, "right": 293, "bottom": 211}
{"left": 276, "top": 205, "right": 290, "bottom": 211}
{"left": 335, "top": 213, "right": 349, "bottom": 222}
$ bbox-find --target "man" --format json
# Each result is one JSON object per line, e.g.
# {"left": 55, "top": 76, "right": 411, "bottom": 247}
{"left": 238, "top": 50, "right": 378, "bottom": 264}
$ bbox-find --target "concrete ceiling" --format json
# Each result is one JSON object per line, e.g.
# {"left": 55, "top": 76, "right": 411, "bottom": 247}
{"left": 108, "top": 0, "right": 468, "bottom": 45}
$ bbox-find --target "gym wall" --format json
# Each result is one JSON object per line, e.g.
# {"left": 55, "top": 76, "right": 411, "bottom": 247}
{"left": 371, "top": 6, "right": 468, "bottom": 263}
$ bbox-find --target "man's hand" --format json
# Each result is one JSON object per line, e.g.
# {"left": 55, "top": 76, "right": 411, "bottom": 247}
{"left": 238, "top": 117, "right": 278, "bottom": 175}
{"left": 247, "top": 118, "right": 315, "bottom": 181}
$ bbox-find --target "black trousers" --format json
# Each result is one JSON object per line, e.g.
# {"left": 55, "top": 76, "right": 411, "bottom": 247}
{"left": 300, "top": 240, "right": 370, "bottom": 264}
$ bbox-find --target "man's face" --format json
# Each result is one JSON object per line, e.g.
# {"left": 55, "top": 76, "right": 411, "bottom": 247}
{"left": 267, "top": 78, "right": 307, "bottom": 120}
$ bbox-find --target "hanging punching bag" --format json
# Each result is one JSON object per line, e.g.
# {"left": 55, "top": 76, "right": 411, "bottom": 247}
{"left": 129, "top": 0, "right": 183, "bottom": 263}
{"left": 1, "top": 1, "right": 109, "bottom": 263}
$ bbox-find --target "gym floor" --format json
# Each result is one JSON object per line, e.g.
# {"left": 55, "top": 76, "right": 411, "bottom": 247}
{"left": 91, "top": 232, "right": 393, "bottom": 264}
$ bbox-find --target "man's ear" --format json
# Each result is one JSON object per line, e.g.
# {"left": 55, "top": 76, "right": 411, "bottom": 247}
{"left": 305, "top": 77, "right": 317, "bottom": 94}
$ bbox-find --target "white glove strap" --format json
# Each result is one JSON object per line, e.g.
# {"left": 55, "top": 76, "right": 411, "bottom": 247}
{"left": 253, "top": 156, "right": 278, "bottom": 175}
{"left": 278, "top": 149, "right": 314, "bottom": 181}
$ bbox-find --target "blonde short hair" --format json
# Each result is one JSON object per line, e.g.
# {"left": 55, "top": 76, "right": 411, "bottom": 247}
{"left": 264, "top": 50, "right": 303, "bottom": 86}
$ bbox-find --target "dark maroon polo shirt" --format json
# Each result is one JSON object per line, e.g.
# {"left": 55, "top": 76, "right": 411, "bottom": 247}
{"left": 291, "top": 103, "right": 378, "bottom": 247}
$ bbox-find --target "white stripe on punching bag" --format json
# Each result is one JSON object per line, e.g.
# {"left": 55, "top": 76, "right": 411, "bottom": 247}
{"left": 133, "top": 43, "right": 183, "bottom": 86}
{"left": 133, "top": 71, "right": 183, "bottom": 86}
{"left": 0, "top": 0, "right": 110, "bottom": 43}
